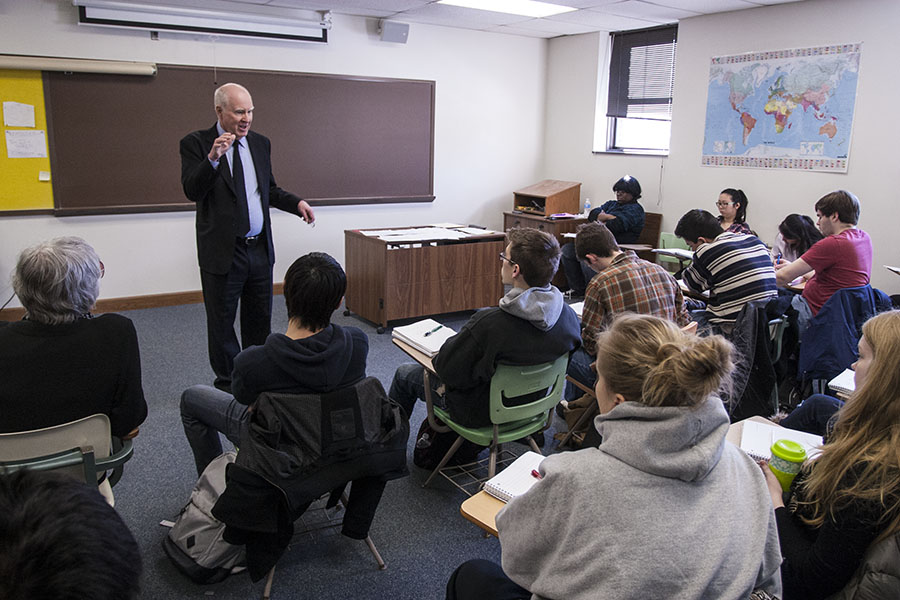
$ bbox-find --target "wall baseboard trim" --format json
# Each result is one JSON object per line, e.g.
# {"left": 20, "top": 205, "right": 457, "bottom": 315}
{"left": 0, "top": 283, "right": 284, "bottom": 322}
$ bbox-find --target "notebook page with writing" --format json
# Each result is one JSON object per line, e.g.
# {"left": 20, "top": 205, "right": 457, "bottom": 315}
{"left": 483, "top": 451, "right": 545, "bottom": 503}
{"left": 739, "top": 421, "right": 822, "bottom": 462}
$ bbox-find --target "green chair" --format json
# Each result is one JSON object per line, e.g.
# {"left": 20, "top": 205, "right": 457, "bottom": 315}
{"left": 656, "top": 232, "right": 692, "bottom": 272}
{"left": 422, "top": 354, "right": 569, "bottom": 492}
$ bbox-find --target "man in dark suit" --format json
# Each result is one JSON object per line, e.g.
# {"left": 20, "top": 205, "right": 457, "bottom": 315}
{"left": 180, "top": 83, "right": 315, "bottom": 392}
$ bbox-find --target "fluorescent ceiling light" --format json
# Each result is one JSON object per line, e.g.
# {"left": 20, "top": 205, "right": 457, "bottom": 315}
{"left": 438, "top": 0, "right": 577, "bottom": 18}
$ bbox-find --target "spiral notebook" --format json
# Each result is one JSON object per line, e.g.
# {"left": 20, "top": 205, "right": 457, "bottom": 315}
{"left": 482, "top": 451, "right": 545, "bottom": 503}
{"left": 391, "top": 319, "right": 457, "bottom": 358}
{"left": 738, "top": 421, "right": 822, "bottom": 462}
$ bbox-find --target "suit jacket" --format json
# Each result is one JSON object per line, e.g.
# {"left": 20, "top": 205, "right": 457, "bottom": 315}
{"left": 180, "top": 124, "right": 302, "bottom": 274}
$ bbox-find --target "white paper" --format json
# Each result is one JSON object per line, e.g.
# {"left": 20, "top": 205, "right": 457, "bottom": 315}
{"left": 5, "top": 130, "right": 47, "bottom": 158}
{"left": 653, "top": 248, "right": 694, "bottom": 260}
{"left": 569, "top": 301, "right": 584, "bottom": 318}
{"left": 457, "top": 227, "right": 498, "bottom": 236}
{"left": 38, "top": 171, "right": 50, "bottom": 181}
{"left": 392, "top": 319, "right": 457, "bottom": 357}
{"left": 738, "top": 421, "right": 822, "bottom": 461}
{"left": 3, "top": 101, "right": 36, "bottom": 127}
{"left": 828, "top": 368, "right": 855, "bottom": 395}
{"left": 429, "top": 222, "right": 465, "bottom": 229}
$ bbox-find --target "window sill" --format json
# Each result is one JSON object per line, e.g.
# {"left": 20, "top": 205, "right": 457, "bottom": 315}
{"left": 592, "top": 149, "right": 669, "bottom": 157}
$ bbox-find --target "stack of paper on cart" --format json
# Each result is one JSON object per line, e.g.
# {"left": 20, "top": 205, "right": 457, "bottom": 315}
{"left": 392, "top": 319, "right": 457, "bottom": 357}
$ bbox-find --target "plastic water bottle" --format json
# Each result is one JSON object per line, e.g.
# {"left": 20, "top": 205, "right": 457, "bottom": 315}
{"left": 583, "top": 198, "right": 592, "bottom": 217}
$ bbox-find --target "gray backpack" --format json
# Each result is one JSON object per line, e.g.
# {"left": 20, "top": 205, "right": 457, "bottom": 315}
{"left": 162, "top": 452, "right": 246, "bottom": 584}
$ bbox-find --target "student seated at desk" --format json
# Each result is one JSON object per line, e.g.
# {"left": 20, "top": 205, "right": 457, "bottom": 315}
{"left": 675, "top": 209, "right": 777, "bottom": 334}
{"left": 716, "top": 187, "right": 754, "bottom": 235}
{"left": 772, "top": 213, "right": 823, "bottom": 264}
{"left": 389, "top": 228, "right": 580, "bottom": 428}
{"left": 0, "top": 237, "right": 147, "bottom": 439}
{"left": 447, "top": 314, "right": 782, "bottom": 600}
{"left": 775, "top": 190, "right": 872, "bottom": 333}
{"left": 180, "top": 252, "right": 368, "bottom": 475}
{"left": 560, "top": 175, "right": 644, "bottom": 297}
{"left": 564, "top": 221, "right": 690, "bottom": 402}
{"left": 764, "top": 310, "right": 900, "bottom": 599}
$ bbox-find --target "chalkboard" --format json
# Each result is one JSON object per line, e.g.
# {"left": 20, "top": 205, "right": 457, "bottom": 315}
{"left": 43, "top": 65, "right": 435, "bottom": 215}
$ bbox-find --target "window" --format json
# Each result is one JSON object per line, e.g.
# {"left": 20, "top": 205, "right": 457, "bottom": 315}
{"left": 602, "top": 24, "right": 677, "bottom": 154}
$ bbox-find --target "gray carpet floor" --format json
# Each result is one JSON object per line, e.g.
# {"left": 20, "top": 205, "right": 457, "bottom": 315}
{"left": 113, "top": 298, "right": 571, "bottom": 599}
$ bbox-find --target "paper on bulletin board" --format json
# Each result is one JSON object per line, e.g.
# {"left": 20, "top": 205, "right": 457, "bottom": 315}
{"left": 3, "top": 101, "right": 36, "bottom": 127}
{"left": 5, "top": 130, "right": 47, "bottom": 158}
{"left": 0, "top": 69, "right": 53, "bottom": 211}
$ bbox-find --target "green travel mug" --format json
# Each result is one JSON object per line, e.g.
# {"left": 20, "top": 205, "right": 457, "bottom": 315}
{"left": 769, "top": 439, "right": 807, "bottom": 492}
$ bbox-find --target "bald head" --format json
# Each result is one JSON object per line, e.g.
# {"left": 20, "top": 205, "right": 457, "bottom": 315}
{"left": 214, "top": 83, "right": 254, "bottom": 139}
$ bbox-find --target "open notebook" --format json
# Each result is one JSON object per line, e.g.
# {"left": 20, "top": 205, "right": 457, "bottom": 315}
{"left": 828, "top": 368, "right": 855, "bottom": 396}
{"left": 391, "top": 319, "right": 457, "bottom": 358}
{"left": 483, "top": 451, "right": 545, "bottom": 503}
{"left": 739, "top": 421, "right": 822, "bottom": 462}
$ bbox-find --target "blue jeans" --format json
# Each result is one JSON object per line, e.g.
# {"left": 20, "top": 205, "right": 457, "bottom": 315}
{"left": 780, "top": 394, "right": 843, "bottom": 438}
{"left": 560, "top": 242, "right": 596, "bottom": 297}
{"left": 565, "top": 348, "right": 596, "bottom": 401}
{"left": 388, "top": 363, "right": 446, "bottom": 420}
{"left": 180, "top": 384, "right": 249, "bottom": 475}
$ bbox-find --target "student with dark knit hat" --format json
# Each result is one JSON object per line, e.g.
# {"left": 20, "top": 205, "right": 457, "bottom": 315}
{"left": 560, "top": 175, "right": 645, "bottom": 297}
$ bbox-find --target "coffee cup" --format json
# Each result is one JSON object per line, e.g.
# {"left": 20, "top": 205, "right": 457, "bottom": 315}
{"left": 769, "top": 439, "right": 807, "bottom": 492}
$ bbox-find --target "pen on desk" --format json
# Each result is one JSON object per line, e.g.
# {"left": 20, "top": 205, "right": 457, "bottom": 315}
{"left": 531, "top": 469, "right": 542, "bottom": 480}
{"left": 423, "top": 325, "right": 443, "bottom": 337}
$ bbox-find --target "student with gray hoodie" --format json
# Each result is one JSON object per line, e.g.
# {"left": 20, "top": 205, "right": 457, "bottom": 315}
{"left": 390, "top": 228, "right": 580, "bottom": 427}
{"left": 447, "top": 314, "right": 782, "bottom": 600}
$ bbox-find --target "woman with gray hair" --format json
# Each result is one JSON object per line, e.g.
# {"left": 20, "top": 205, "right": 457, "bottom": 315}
{"left": 0, "top": 237, "right": 147, "bottom": 438}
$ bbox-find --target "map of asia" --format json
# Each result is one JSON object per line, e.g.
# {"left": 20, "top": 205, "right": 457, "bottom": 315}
{"left": 702, "top": 43, "right": 860, "bottom": 173}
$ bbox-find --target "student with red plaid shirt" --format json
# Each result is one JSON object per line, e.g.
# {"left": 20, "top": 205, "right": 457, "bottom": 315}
{"left": 565, "top": 222, "right": 691, "bottom": 400}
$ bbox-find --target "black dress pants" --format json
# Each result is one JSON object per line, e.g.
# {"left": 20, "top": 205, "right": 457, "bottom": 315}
{"left": 200, "top": 237, "right": 272, "bottom": 390}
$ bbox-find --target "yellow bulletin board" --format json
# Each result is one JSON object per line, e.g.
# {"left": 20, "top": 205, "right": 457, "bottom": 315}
{"left": 0, "top": 69, "right": 53, "bottom": 212}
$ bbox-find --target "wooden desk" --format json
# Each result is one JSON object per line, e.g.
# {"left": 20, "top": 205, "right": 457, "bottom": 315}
{"left": 345, "top": 228, "right": 505, "bottom": 332}
{"left": 460, "top": 491, "right": 504, "bottom": 537}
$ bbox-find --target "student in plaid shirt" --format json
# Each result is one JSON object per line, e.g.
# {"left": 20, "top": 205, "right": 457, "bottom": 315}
{"left": 565, "top": 222, "right": 691, "bottom": 400}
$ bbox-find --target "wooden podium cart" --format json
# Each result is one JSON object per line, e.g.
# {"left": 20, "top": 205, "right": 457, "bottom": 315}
{"left": 344, "top": 227, "right": 506, "bottom": 332}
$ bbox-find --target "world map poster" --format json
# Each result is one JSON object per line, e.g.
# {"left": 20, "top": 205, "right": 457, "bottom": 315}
{"left": 701, "top": 43, "right": 860, "bottom": 173}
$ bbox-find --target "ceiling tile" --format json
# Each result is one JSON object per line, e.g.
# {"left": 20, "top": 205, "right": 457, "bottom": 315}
{"left": 546, "top": 8, "right": 657, "bottom": 30}
{"left": 647, "top": 0, "right": 758, "bottom": 13}
{"left": 597, "top": 1, "right": 698, "bottom": 21}
{"left": 400, "top": 3, "right": 530, "bottom": 26}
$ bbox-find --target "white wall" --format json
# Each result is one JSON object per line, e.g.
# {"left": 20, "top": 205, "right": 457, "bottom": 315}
{"left": 0, "top": 0, "right": 547, "bottom": 307}
{"left": 546, "top": 0, "right": 900, "bottom": 294}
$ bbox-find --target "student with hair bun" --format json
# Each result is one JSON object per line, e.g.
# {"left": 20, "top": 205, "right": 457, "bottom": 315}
{"left": 446, "top": 314, "right": 782, "bottom": 600}
{"left": 717, "top": 188, "right": 753, "bottom": 234}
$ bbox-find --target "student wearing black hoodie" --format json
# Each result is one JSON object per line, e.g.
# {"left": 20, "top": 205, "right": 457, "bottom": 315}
{"left": 180, "top": 252, "right": 368, "bottom": 475}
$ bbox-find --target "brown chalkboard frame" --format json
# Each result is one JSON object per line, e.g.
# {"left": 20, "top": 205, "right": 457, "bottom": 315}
{"left": 43, "top": 64, "right": 435, "bottom": 215}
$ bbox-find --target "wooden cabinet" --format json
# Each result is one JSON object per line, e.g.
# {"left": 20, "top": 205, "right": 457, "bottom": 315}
{"left": 344, "top": 228, "right": 506, "bottom": 331}
{"left": 513, "top": 180, "right": 581, "bottom": 216}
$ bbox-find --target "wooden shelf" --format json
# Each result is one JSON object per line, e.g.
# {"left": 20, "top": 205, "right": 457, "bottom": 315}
{"left": 513, "top": 180, "right": 581, "bottom": 216}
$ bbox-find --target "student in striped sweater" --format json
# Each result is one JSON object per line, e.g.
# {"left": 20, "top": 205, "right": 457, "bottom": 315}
{"left": 675, "top": 209, "right": 777, "bottom": 334}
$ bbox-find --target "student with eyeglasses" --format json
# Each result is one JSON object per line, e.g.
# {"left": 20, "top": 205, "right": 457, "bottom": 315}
{"left": 716, "top": 188, "right": 753, "bottom": 235}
